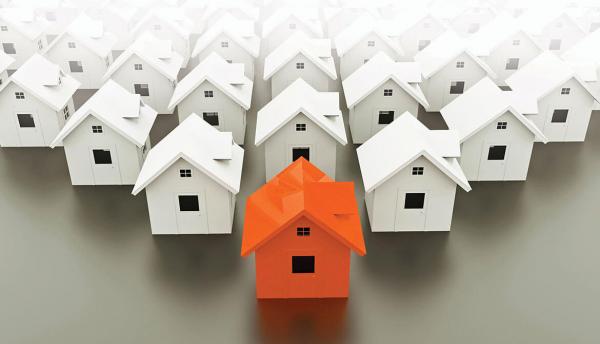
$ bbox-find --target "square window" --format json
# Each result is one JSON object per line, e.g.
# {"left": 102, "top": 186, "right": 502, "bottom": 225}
{"left": 221, "top": 41, "right": 229, "bottom": 48}
{"left": 468, "top": 23, "right": 480, "bottom": 33}
{"left": 92, "top": 125, "right": 103, "bottom": 133}
{"left": 418, "top": 40, "right": 430, "bottom": 51}
{"left": 363, "top": 58, "right": 369, "bottom": 64}
{"left": 296, "top": 227, "right": 310, "bottom": 236}
{"left": 551, "top": 109, "right": 568, "bottom": 123}
{"left": 487, "top": 145, "right": 506, "bottom": 160}
{"left": 204, "top": 90, "right": 213, "bottom": 97}
{"left": 15, "top": 92, "right": 25, "bottom": 99}
{"left": 289, "top": 23, "right": 296, "bottom": 29}
{"left": 295, "top": 123, "right": 306, "bottom": 131}
{"left": 93, "top": 149, "right": 112, "bottom": 164}
{"left": 561, "top": 87, "right": 570, "bottom": 95}
{"left": 456, "top": 61, "right": 465, "bottom": 68}
{"left": 153, "top": 24, "right": 162, "bottom": 30}
{"left": 179, "top": 169, "right": 192, "bottom": 177}
{"left": 68, "top": 41, "right": 76, "bottom": 48}
{"left": 226, "top": 59, "right": 232, "bottom": 63}
{"left": 449, "top": 81, "right": 465, "bottom": 94}
{"left": 292, "top": 256, "right": 314, "bottom": 273}
{"left": 3, "top": 43, "right": 16, "bottom": 54}
{"left": 178, "top": 195, "right": 199, "bottom": 212}
{"left": 549, "top": 39, "right": 562, "bottom": 50}
{"left": 496, "top": 121, "right": 507, "bottom": 129}
{"left": 0, "top": 25, "right": 7, "bottom": 31}
{"left": 134, "top": 63, "right": 143, "bottom": 70}
{"left": 378, "top": 110, "right": 395, "bottom": 124}
{"left": 202, "top": 112, "right": 219, "bottom": 126}
{"left": 46, "top": 11, "right": 56, "bottom": 21}
{"left": 505, "top": 58, "right": 519, "bottom": 70}
{"left": 37, "top": 40, "right": 43, "bottom": 50}
{"left": 292, "top": 147, "right": 310, "bottom": 161}
{"left": 367, "top": 40, "right": 375, "bottom": 47}
{"left": 383, "top": 89, "right": 393, "bottom": 96}
{"left": 296, "top": 62, "right": 304, "bottom": 69}
{"left": 0, "top": 78, "right": 3, "bottom": 85}
{"left": 411, "top": 167, "right": 424, "bottom": 175}
{"left": 404, "top": 193, "right": 425, "bottom": 209}
{"left": 512, "top": 39, "right": 521, "bottom": 46}
{"left": 69, "top": 60, "right": 83, "bottom": 73}
{"left": 134, "top": 83, "right": 149, "bottom": 96}
{"left": 63, "top": 106, "right": 69, "bottom": 119}
{"left": 17, "top": 114, "right": 35, "bottom": 128}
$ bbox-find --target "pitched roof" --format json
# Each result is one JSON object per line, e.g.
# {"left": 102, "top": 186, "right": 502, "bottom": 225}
{"left": 393, "top": 9, "right": 446, "bottom": 35}
{"left": 561, "top": 29, "right": 600, "bottom": 82}
{"left": 191, "top": 13, "right": 260, "bottom": 58}
{"left": 262, "top": 7, "right": 323, "bottom": 38}
{"left": 132, "top": 114, "right": 244, "bottom": 195}
{"left": 468, "top": 14, "right": 541, "bottom": 57}
{"left": 131, "top": 7, "right": 193, "bottom": 39}
{"left": 323, "top": 5, "right": 380, "bottom": 22}
{"left": 255, "top": 78, "right": 346, "bottom": 145}
{"left": 0, "top": 51, "right": 15, "bottom": 72}
{"left": 104, "top": 32, "right": 184, "bottom": 82}
{"left": 168, "top": 52, "right": 252, "bottom": 110}
{"left": 357, "top": 112, "right": 471, "bottom": 193}
{"left": 44, "top": 13, "right": 117, "bottom": 58}
{"left": 241, "top": 158, "right": 366, "bottom": 257}
{"left": 51, "top": 80, "right": 158, "bottom": 148}
{"left": 0, "top": 8, "right": 49, "bottom": 40}
{"left": 199, "top": 2, "right": 260, "bottom": 22}
{"left": 517, "top": 6, "right": 584, "bottom": 35}
{"left": 334, "top": 16, "right": 404, "bottom": 57}
{"left": 263, "top": 31, "right": 336, "bottom": 80}
{"left": 342, "top": 52, "right": 428, "bottom": 109}
{"left": 440, "top": 77, "right": 547, "bottom": 143}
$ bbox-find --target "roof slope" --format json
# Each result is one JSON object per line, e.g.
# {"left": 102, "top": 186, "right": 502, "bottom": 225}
{"left": 561, "top": 29, "right": 600, "bottom": 82}
{"left": 131, "top": 7, "right": 193, "bottom": 39}
{"left": 517, "top": 6, "right": 583, "bottom": 35}
{"left": 334, "top": 16, "right": 404, "bottom": 57}
{"left": 255, "top": 78, "right": 346, "bottom": 145}
{"left": 241, "top": 158, "right": 366, "bottom": 257}
{"left": 357, "top": 112, "right": 471, "bottom": 193}
{"left": 468, "top": 14, "right": 540, "bottom": 57}
{"left": 191, "top": 13, "right": 260, "bottom": 58}
{"left": 132, "top": 114, "right": 244, "bottom": 195}
{"left": 0, "top": 51, "right": 15, "bottom": 72}
{"left": 44, "top": 13, "right": 117, "bottom": 58}
{"left": 262, "top": 7, "right": 323, "bottom": 38}
{"left": 0, "top": 8, "right": 49, "bottom": 40}
{"left": 51, "top": 80, "right": 158, "bottom": 147}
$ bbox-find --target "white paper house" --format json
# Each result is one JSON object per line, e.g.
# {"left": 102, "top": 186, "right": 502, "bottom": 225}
{"left": 50, "top": 80, "right": 158, "bottom": 185}
{"left": 448, "top": 4, "right": 497, "bottom": 36}
{"left": 343, "top": 52, "right": 429, "bottom": 144}
{"left": 88, "top": 5, "right": 140, "bottom": 51}
{"left": 168, "top": 52, "right": 253, "bottom": 145}
{"left": 441, "top": 77, "right": 547, "bottom": 181}
{"left": 394, "top": 9, "right": 447, "bottom": 59}
{"left": 506, "top": 52, "right": 598, "bottom": 142}
{"left": 0, "top": 8, "right": 49, "bottom": 69}
{"left": 190, "top": 13, "right": 260, "bottom": 80}
{"left": 104, "top": 33, "right": 184, "bottom": 115}
{"left": 323, "top": 3, "right": 380, "bottom": 39}
{"left": 132, "top": 114, "right": 244, "bottom": 235}
{"left": 562, "top": 29, "right": 600, "bottom": 110}
{"left": 264, "top": 32, "right": 336, "bottom": 98}
{"left": 261, "top": 7, "right": 323, "bottom": 52}
{"left": 357, "top": 112, "right": 471, "bottom": 232}
{"left": 16, "top": 0, "right": 81, "bottom": 37}
{"left": 255, "top": 78, "right": 346, "bottom": 180}
{"left": 0, "top": 54, "right": 79, "bottom": 147}
{"left": 414, "top": 31, "right": 496, "bottom": 112}
{"left": 334, "top": 16, "right": 405, "bottom": 80}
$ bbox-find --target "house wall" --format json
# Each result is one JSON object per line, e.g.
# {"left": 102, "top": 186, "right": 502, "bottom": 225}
{"left": 271, "top": 53, "right": 331, "bottom": 98}
{"left": 484, "top": 31, "right": 541, "bottom": 83}
{"left": 0, "top": 19, "right": 47, "bottom": 69}
{"left": 263, "top": 112, "right": 339, "bottom": 180}
{"left": 537, "top": 16, "right": 585, "bottom": 54}
{"left": 177, "top": 79, "right": 247, "bottom": 144}
{"left": 397, "top": 16, "right": 445, "bottom": 59}
{"left": 96, "top": 11, "right": 134, "bottom": 51}
{"left": 339, "top": 32, "right": 402, "bottom": 80}
{"left": 192, "top": 32, "right": 255, "bottom": 80}
{"left": 349, "top": 79, "right": 420, "bottom": 144}
{"left": 254, "top": 216, "right": 351, "bottom": 299}
{"left": 264, "top": 18, "right": 320, "bottom": 53}
{"left": 144, "top": 158, "right": 234, "bottom": 235}
{"left": 139, "top": 19, "right": 190, "bottom": 67}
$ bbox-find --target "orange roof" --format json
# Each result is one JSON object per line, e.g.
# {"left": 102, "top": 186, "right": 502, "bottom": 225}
{"left": 241, "top": 158, "right": 366, "bottom": 256}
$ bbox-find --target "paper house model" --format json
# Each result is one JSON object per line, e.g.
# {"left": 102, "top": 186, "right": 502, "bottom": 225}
{"left": 334, "top": 16, "right": 404, "bottom": 80}
{"left": 414, "top": 30, "right": 496, "bottom": 112}
{"left": 561, "top": 29, "right": 600, "bottom": 110}
{"left": 190, "top": 13, "right": 259, "bottom": 80}
{"left": 0, "top": 50, "right": 15, "bottom": 83}
{"left": 50, "top": 80, "right": 157, "bottom": 185}
{"left": 395, "top": 9, "right": 447, "bottom": 59}
{"left": 447, "top": 4, "right": 497, "bottom": 36}
{"left": 264, "top": 32, "right": 336, "bottom": 98}
{"left": 357, "top": 113, "right": 471, "bottom": 232}
{"left": 261, "top": 7, "right": 323, "bottom": 52}
{"left": 441, "top": 77, "right": 547, "bottom": 181}
{"left": 255, "top": 78, "right": 346, "bottom": 180}
{"left": 104, "top": 32, "right": 184, "bottom": 115}
{"left": 323, "top": 3, "right": 379, "bottom": 38}
{"left": 132, "top": 114, "right": 244, "bottom": 235}
{"left": 0, "top": 8, "right": 49, "bottom": 69}
{"left": 241, "top": 158, "right": 366, "bottom": 299}
{"left": 506, "top": 52, "right": 598, "bottom": 142}
{"left": 0, "top": 54, "right": 79, "bottom": 147}
{"left": 169, "top": 52, "right": 253, "bottom": 144}
{"left": 343, "top": 52, "right": 428, "bottom": 144}
{"left": 87, "top": 5, "right": 140, "bottom": 52}
{"left": 24, "top": 0, "right": 80, "bottom": 37}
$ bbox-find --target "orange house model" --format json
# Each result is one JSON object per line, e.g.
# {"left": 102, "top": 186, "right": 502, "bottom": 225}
{"left": 241, "top": 158, "right": 366, "bottom": 299}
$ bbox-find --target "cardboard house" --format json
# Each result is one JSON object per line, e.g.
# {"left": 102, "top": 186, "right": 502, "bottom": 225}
{"left": 0, "top": 54, "right": 79, "bottom": 147}
{"left": 18, "top": 0, "right": 81, "bottom": 37}
{"left": 441, "top": 77, "right": 547, "bottom": 181}
{"left": 261, "top": 7, "right": 323, "bottom": 52}
{"left": 168, "top": 52, "right": 253, "bottom": 145}
{"left": 343, "top": 52, "right": 429, "bottom": 144}
{"left": 255, "top": 78, "right": 346, "bottom": 180}
{"left": 132, "top": 114, "right": 244, "bottom": 235}
{"left": 0, "top": 8, "right": 49, "bottom": 69}
{"left": 394, "top": 9, "right": 447, "bottom": 59}
{"left": 104, "top": 32, "right": 184, "bottom": 115}
{"left": 357, "top": 113, "right": 471, "bottom": 232}
{"left": 241, "top": 158, "right": 366, "bottom": 299}
{"left": 562, "top": 29, "right": 600, "bottom": 110}
{"left": 88, "top": 5, "right": 140, "bottom": 52}
{"left": 50, "top": 80, "right": 157, "bottom": 185}
{"left": 264, "top": 32, "right": 336, "bottom": 98}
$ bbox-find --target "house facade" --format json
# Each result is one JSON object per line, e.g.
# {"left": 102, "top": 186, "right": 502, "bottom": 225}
{"left": 518, "top": 8, "right": 585, "bottom": 55}
{"left": 261, "top": 8, "right": 323, "bottom": 52}
{"left": 396, "top": 11, "right": 446, "bottom": 59}
{"left": 0, "top": 8, "right": 49, "bottom": 69}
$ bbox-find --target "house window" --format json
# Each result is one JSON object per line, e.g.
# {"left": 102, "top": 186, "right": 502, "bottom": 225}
{"left": 134, "top": 83, "right": 149, "bottom": 96}
{"left": 37, "top": 40, "right": 43, "bottom": 50}
{"left": 363, "top": 59, "right": 369, "bottom": 64}
{"left": 3, "top": 43, "right": 16, "bottom": 54}
{"left": 378, "top": 110, "right": 395, "bottom": 124}
{"left": 221, "top": 41, "right": 229, "bottom": 47}
{"left": 92, "top": 125, "right": 103, "bottom": 133}
{"left": 0, "top": 25, "right": 7, "bottom": 31}
{"left": 456, "top": 61, "right": 464, "bottom": 68}
{"left": 498, "top": 85, "right": 512, "bottom": 91}
{"left": 45, "top": 11, "right": 56, "bottom": 21}
{"left": 296, "top": 227, "right": 310, "bottom": 236}
{"left": 296, "top": 62, "right": 304, "bottom": 69}
{"left": 92, "top": 149, "right": 112, "bottom": 164}
{"left": 561, "top": 87, "right": 570, "bottom": 95}
{"left": 68, "top": 41, "right": 76, "bottom": 48}
{"left": 69, "top": 60, "right": 83, "bottom": 73}
{"left": 178, "top": 195, "right": 199, "bottom": 212}
{"left": 505, "top": 58, "right": 519, "bottom": 70}
{"left": 295, "top": 123, "right": 306, "bottom": 131}
{"left": 497, "top": 121, "right": 507, "bottom": 129}
{"left": 17, "top": 114, "right": 35, "bottom": 128}
{"left": 292, "top": 256, "right": 315, "bottom": 273}
{"left": 0, "top": 78, "right": 2, "bottom": 85}
{"left": 468, "top": 23, "right": 480, "bottom": 33}
{"left": 488, "top": 145, "right": 506, "bottom": 160}
{"left": 226, "top": 59, "right": 232, "bottom": 63}
{"left": 551, "top": 109, "right": 568, "bottom": 123}
{"left": 512, "top": 39, "right": 521, "bottom": 46}
{"left": 204, "top": 90, "right": 213, "bottom": 97}
{"left": 153, "top": 24, "right": 162, "bottom": 30}
{"left": 418, "top": 40, "right": 430, "bottom": 51}
{"left": 134, "top": 63, "right": 142, "bottom": 70}
{"left": 411, "top": 167, "right": 424, "bottom": 175}
{"left": 289, "top": 23, "right": 296, "bottom": 29}
{"left": 179, "top": 169, "right": 192, "bottom": 177}
{"left": 292, "top": 147, "right": 309, "bottom": 161}
{"left": 383, "top": 89, "right": 393, "bottom": 96}
{"left": 404, "top": 193, "right": 425, "bottom": 209}
{"left": 549, "top": 39, "right": 562, "bottom": 50}
{"left": 449, "top": 81, "right": 465, "bottom": 94}
{"left": 423, "top": 21, "right": 431, "bottom": 28}
{"left": 15, "top": 92, "right": 25, "bottom": 99}
{"left": 367, "top": 40, "right": 375, "bottom": 47}
{"left": 63, "top": 106, "right": 69, "bottom": 119}
{"left": 202, "top": 112, "right": 219, "bottom": 126}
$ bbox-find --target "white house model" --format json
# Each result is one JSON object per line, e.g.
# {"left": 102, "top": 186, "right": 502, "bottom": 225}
{"left": 50, "top": 80, "right": 158, "bottom": 185}
{"left": 518, "top": 6, "right": 585, "bottom": 55}
{"left": 448, "top": 4, "right": 497, "bottom": 36}
{"left": 562, "top": 29, "right": 600, "bottom": 110}
{"left": 343, "top": 52, "right": 429, "bottom": 144}
{"left": 357, "top": 112, "right": 471, "bottom": 232}
{"left": 441, "top": 77, "right": 547, "bottom": 181}
{"left": 132, "top": 114, "right": 244, "bottom": 235}
{"left": 414, "top": 30, "right": 496, "bottom": 112}
{"left": 261, "top": 7, "right": 323, "bottom": 52}
{"left": 168, "top": 52, "right": 253, "bottom": 145}
{"left": 264, "top": 32, "right": 336, "bottom": 98}
{"left": 0, "top": 8, "right": 49, "bottom": 69}
{"left": 104, "top": 33, "right": 184, "bottom": 115}
{"left": 88, "top": 5, "right": 140, "bottom": 52}
{"left": 394, "top": 9, "right": 447, "bottom": 59}
{"left": 0, "top": 54, "right": 79, "bottom": 147}
{"left": 506, "top": 52, "right": 598, "bottom": 142}
{"left": 255, "top": 78, "right": 346, "bottom": 180}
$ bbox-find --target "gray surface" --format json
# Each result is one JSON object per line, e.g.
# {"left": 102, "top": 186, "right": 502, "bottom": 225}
{"left": 1, "top": 54, "right": 600, "bottom": 344}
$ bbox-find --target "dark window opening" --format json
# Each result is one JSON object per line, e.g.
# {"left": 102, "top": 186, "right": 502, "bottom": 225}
{"left": 411, "top": 167, "right": 424, "bottom": 175}
{"left": 203, "top": 112, "right": 219, "bottom": 126}
{"left": 450, "top": 81, "right": 465, "bottom": 94}
{"left": 487, "top": 145, "right": 507, "bottom": 160}
{"left": 93, "top": 149, "right": 112, "bottom": 164}
{"left": 17, "top": 114, "right": 35, "bottom": 128}
{"left": 178, "top": 195, "right": 199, "bottom": 212}
{"left": 292, "top": 256, "right": 315, "bottom": 273}
{"left": 551, "top": 109, "right": 568, "bottom": 123}
{"left": 378, "top": 110, "right": 394, "bottom": 124}
{"left": 292, "top": 147, "right": 310, "bottom": 161}
{"left": 296, "top": 227, "right": 310, "bottom": 236}
{"left": 179, "top": 169, "right": 192, "bottom": 177}
{"left": 404, "top": 193, "right": 425, "bottom": 209}
{"left": 134, "top": 83, "right": 149, "bottom": 96}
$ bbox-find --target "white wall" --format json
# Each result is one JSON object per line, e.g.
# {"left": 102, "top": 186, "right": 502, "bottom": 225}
{"left": 339, "top": 32, "right": 402, "bottom": 80}
{"left": 483, "top": 31, "right": 541, "bottom": 83}
{"left": 537, "top": 16, "right": 585, "bottom": 55}
{"left": 138, "top": 19, "right": 190, "bottom": 67}
{"left": 0, "top": 19, "right": 47, "bottom": 69}
{"left": 270, "top": 53, "right": 332, "bottom": 98}
{"left": 397, "top": 16, "right": 446, "bottom": 59}
{"left": 264, "top": 18, "right": 320, "bottom": 53}
{"left": 191, "top": 32, "right": 255, "bottom": 80}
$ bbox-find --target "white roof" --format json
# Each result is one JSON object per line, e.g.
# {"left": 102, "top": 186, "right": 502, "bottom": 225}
{"left": 414, "top": 30, "right": 496, "bottom": 79}
{"left": 323, "top": 5, "right": 380, "bottom": 22}
{"left": 0, "top": 51, "right": 15, "bottom": 72}
{"left": 440, "top": 77, "right": 547, "bottom": 143}
{"left": 262, "top": 7, "right": 323, "bottom": 38}
{"left": 51, "top": 80, "right": 158, "bottom": 147}
{"left": 343, "top": 52, "right": 428, "bottom": 109}
{"left": 191, "top": 13, "right": 260, "bottom": 58}
{"left": 468, "top": 14, "right": 540, "bottom": 57}
{"left": 263, "top": 32, "right": 336, "bottom": 80}
{"left": 131, "top": 7, "right": 193, "bottom": 39}
{"left": 393, "top": 9, "right": 445, "bottom": 35}
{"left": 517, "top": 6, "right": 583, "bottom": 35}
{"left": 255, "top": 78, "right": 346, "bottom": 146}
{"left": 562, "top": 29, "right": 600, "bottom": 82}
{"left": 168, "top": 52, "right": 253, "bottom": 110}
{"left": 357, "top": 112, "right": 471, "bottom": 193}
{"left": 132, "top": 114, "right": 244, "bottom": 195}
{"left": 104, "top": 32, "right": 184, "bottom": 82}
{"left": 8, "top": 54, "right": 80, "bottom": 111}
{"left": 199, "top": 2, "right": 260, "bottom": 22}
{"left": 0, "top": 8, "right": 49, "bottom": 40}
{"left": 334, "top": 16, "right": 404, "bottom": 57}
{"left": 45, "top": 13, "right": 117, "bottom": 58}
